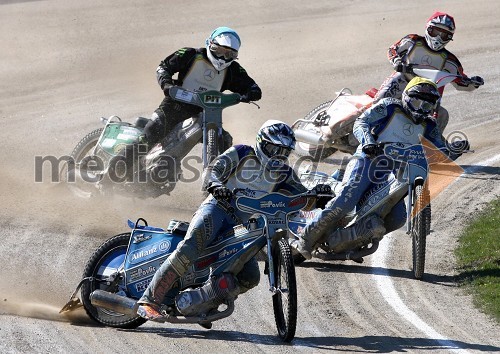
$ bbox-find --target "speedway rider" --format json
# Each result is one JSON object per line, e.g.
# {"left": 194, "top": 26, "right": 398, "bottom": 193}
{"left": 295, "top": 77, "right": 469, "bottom": 260}
{"left": 137, "top": 120, "right": 321, "bottom": 321}
{"left": 112, "top": 26, "right": 262, "bottom": 182}
{"left": 373, "top": 12, "right": 484, "bottom": 133}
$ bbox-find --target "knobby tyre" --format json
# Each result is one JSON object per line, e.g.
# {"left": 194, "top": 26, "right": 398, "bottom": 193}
{"left": 202, "top": 127, "right": 220, "bottom": 196}
{"left": 206, "top": 127, "right": 219, "bottom": 167}
{"left": 272, "top": 239, "right": 297, "bottom": 342}
{"left": 411, "top": 185, "right": 431, "bottom": 280}
{"left": 81, "top": 233, "right": 146, "bottom": 328}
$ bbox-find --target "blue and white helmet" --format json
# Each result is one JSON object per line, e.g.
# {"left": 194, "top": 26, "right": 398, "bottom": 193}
{"left": 255, "top": 120, "right": 296, "bottom": 169}
{"left": 205, "top": 27, "right": 241, "bottom": 71}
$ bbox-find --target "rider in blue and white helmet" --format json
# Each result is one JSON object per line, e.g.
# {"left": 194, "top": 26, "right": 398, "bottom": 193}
{"left": 206, "top": 27, "right": 241, "bottom": 71}
{"left": 136, "top": 120, "right": 311, "bottom": 322}
{"left": 255, "top": 120, "right": 296, "bottom": 169}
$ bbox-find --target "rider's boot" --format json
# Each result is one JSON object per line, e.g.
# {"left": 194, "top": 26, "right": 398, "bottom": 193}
{"left": 136, "top": 251, "right": 187, "bottom": 321}
{"left": 327, "top": 214, "right": 386, "bottom": 253}
{"left": 293, "top": 206, "right": 345, "bottom": 260}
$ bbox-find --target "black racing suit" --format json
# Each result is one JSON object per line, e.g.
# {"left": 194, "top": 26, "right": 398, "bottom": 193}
{"left": 145, "top": 47, "right": 262, "bottom": 146}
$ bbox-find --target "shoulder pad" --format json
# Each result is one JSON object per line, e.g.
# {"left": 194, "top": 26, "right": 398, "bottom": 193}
{"left": 234, "top": 144, "right": 255, "bottom": 159}
{"left": 175, "top": 47, "right": 196, "bottom": 57}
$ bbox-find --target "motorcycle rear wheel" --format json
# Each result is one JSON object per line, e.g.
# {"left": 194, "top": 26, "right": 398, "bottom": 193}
{"left": 411, "top": 185, "right": 431, "bottom": 280}
{"left": 81, "top": 233, "right": 146, "bottom": 328}
{"left": 60, "top": 128, "right": 103, "bottom": 198}
{"left": 272, "top": 239, "right": 297, "bottom": 342}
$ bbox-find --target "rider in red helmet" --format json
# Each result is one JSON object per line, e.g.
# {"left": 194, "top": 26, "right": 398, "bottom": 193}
{"left": 373, "top": 12, "right": 484, "bottom": 134}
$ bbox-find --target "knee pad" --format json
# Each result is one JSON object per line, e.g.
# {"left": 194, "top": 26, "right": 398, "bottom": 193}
{"left": 168, "top": 245, "right": 197, "bottom": 276}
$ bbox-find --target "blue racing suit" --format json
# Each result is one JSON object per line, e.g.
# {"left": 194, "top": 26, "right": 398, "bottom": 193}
{"left": 300, "top": 97, "right": 447, "bottom": 249}
{"left": 138, "top": 144, "right": 307, "bottom": 307}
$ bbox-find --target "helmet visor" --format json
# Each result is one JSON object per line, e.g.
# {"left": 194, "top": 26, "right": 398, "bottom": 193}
{"left": 407, "top": 96, "right": 436, "bottom": 114}
{"left": 262, "top": 142, "right": 292, "bottom": 159}
{"left": 427, "top": 26, "right": 453, "bottom": 41}
{"left": 209, "top": 43, "right": 238, "bottom": 60}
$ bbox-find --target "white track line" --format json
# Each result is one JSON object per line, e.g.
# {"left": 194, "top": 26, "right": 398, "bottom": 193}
{"left": 372, "top": 236, "right": 471, "bottom": 354}
{"left": 370, "top": 154, "right": 500, "bottom": 353}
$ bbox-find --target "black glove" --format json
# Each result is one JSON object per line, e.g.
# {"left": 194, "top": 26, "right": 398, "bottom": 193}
{"left": 211, "top": 186, "right": 233, "bottom": 202}
{"left": 362, "top": 144, "right": 383, "bottom": 158}
{"left": 162, "top": 84, "right": 173, "bottom": 96}
{"left": 469, "top": 76, "right": 484, "bottom": 88}
{"left": 446, "top": 140, "right": 470, "bottom": 160}
{"left": 313, "top": 184, "right": 332, "bottom": 195}
{"left": 393, "top": 61, "right": 413, "bottom": 74}
{"left": 313, "top": 184, "right": 333, "bottom": 209}
{"left": 241, "top": 89, "right": 262, "bottom": 102}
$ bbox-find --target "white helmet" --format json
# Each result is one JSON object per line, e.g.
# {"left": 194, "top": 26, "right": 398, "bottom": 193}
{"left": 255, "top": 120, "right": 296, "bottom": 169}
{"left": 205, "top": 27, "right": 241, "bottom": 71}
{"left": 424, "top": 12, "right": 455, "bottom": 51}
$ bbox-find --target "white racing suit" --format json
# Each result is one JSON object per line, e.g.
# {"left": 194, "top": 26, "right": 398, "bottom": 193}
{"left": 299, "top": 98, "right": 448, "bottom": 253}
{"left": 138, "top": 144, "right": 307, "bottom": 307}
{"left": 373, "top": 34, "right": 480, "bottom": 133}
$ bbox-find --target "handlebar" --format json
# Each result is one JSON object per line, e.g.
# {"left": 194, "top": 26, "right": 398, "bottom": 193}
{"left": 232, "top": 187, "right": 333, "bottom": 199}
{"left": 169, "top": 86, "right": 260, "bottom": 109}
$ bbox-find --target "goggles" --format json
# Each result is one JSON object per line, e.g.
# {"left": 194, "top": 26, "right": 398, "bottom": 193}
{"left": 209, "top": 42, "right": 238, "bottom": 60}
{"left": 407, "top": 96, "right": 436, "bottom": 114}
{"left": 427, "top": 26, "right": 453, "bottom": 41}
{"left": 262, "top": 142, "right": 292, "bottom": 159}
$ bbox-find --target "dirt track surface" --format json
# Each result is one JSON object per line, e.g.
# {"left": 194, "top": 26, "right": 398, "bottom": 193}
{"left": 1, "top": 1, "right": 499, "bottom": 353}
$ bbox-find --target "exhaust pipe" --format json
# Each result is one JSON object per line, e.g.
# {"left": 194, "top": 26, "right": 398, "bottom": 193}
{"left": 294, "top": 129, "right": 324, "bottom": 145}
{"left": 90, "top": 290, "right": 138, "bottom": 315}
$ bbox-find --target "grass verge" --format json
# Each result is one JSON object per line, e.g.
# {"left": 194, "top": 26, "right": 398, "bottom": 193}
{"left": 455, "top": 198, "right": 500, "bottom": 323}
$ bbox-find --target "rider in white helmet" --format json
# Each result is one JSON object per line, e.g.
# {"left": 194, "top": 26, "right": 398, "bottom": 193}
{"left": 136, "top": 121, "right": 322, "bottom": 322}
{"left": 373, "top": 12, "right": 484, "bottom": 133}
{"left": 110, "top": 27, "right": 262, "bottom": 184}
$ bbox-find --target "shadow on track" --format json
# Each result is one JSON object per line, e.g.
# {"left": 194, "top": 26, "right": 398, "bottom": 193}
{"left": 122, "top": 327, "right": 500, "bottom": 352}
{"left": 298, "top": 261, "right": 458, "bottom": 287}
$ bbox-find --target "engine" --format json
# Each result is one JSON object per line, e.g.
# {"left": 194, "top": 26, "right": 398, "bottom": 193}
{"left": 175, "top": 273, "right": 240, "bottom": 316}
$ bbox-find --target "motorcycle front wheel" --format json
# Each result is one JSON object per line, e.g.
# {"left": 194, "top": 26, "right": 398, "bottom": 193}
{"left": 202, "top": 127, "right": 222, "bottom": 196}
{"left": 81, "top": 233, "right": 146, "bottom": 328}
{"left": 271, "top": 239, "right": 297, "bottom": 342}
{"left": 411, "top": 184, "right": 431, "bottom": 280}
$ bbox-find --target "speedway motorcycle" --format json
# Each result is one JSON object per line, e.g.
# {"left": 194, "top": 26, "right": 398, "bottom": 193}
{"left": 60, "top": 188, "right": 320, "bottom": 342}
{"left": 292, "top": 68, "right": 475, "bottom": 161}
{"left": 289, "top": 141, "right": 466, "bottom": 280}
{"left": 60, "top": 87, "right": 253, "bottom": 198}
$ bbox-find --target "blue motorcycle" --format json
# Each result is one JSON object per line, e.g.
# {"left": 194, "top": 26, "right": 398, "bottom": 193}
{"left": 60, "top": 189, "right": 318, "bottom": 342}
{"left": 289, "top": 141, "right": 467, "bottom": 279}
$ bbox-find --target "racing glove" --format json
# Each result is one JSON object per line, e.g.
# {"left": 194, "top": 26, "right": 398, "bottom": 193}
{"left": 211, "top": 186, "right": 233, "bottom": 202}
{"left": 393, "top": 60, "right": 413, "bottom": 74}
{"left": 469, "top": 76, "right": 484, "bottom": 88}
{"left": 162, "top": 83, "right": 173, "bottom": 96}
{"left": 362, "top": 144, "right": 383, "bottom": 158}
{"left": 241, "top": 85, "right": 262, "bottom": 102}
{"left": 313, "top": 184, "right": 334, "bottom": 209}
{"left": 446, "top": 140, "right": 470, "bottom": 160}
{"left": 313, "top": 184, "right": 332, "bottom": 195}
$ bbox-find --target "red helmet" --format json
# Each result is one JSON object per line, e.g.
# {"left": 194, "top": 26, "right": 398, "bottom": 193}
{"left": 425, "top": 12, "right": 455, "bottom": 51}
